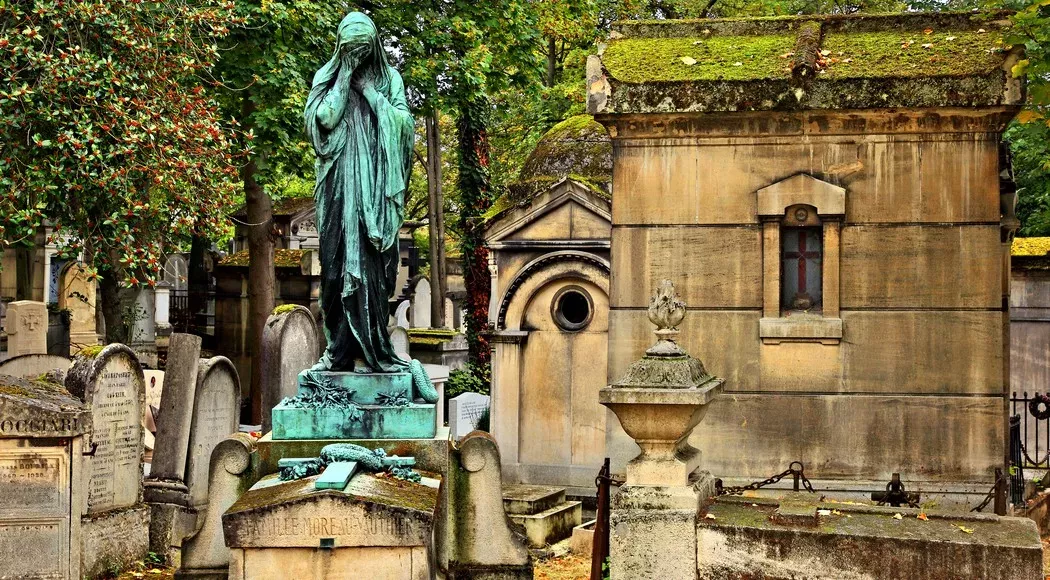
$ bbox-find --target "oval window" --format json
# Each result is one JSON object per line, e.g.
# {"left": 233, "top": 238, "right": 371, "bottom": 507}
{"left": 552, "top": 287, "right": 593, "bottom": 331}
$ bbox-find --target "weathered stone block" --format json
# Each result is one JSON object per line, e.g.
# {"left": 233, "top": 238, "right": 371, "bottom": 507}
{"left": 80, "top": 504, "right": 150, "bottom": 579}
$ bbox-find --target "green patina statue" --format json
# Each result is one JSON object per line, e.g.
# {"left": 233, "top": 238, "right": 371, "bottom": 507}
{"left": 304, "top": 11, "right": 414, "bottom": 374}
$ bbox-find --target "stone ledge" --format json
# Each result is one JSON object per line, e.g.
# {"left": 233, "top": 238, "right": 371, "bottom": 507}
{"left": 759, "top": 316, "right": 842, "bottom": 344}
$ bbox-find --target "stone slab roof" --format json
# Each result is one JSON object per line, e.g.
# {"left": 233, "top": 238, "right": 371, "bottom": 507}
{"left": 588, "top": 11, "right": 1024, "bottom": 115}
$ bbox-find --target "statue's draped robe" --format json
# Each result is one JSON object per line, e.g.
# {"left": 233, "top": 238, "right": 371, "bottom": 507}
{"left": 304, "top": 47, "right": 414, "bottom": 372}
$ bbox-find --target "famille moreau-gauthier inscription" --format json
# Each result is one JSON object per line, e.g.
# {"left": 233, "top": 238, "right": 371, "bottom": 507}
{"left": 0, "top": 374, "right": 91, "bottom": 580}
{"left": 67, "top": 344, "right": 145, "bottom": 514}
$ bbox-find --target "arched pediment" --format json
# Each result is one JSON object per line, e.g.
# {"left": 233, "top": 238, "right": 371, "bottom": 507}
{"left": 497, "top": 251, "right": 610, "bottom": 331}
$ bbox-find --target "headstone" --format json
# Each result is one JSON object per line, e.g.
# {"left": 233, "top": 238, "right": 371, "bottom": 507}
{"left": 449, "top": 392, "right": 491, "bottom": 441}
{"left": 411, "top": 278, "right": 432, "bottom": 328}
{"left": 0, "top": 353, "right": 71, "bottom": 380}
{"left": 443, "top": 432, "right": 532, "bottom": 578}
{"left": 176, "top": 433, "right": 260, "bottom": 580}
{"left": 65, "top": 344, "right": 149, "bottom": 576}
{"left": 390, "top": 326, "right": 409, "bottom": 359}
{"left": 155, "top": 281, "right": 172, "bottom": 337}
{"left": 261, "top": 305, "right": 321, "bottom": 433}
{"left": 394, "top": 300, "right": 410, "bottom": 329}
{"left": 145, "top": 333, "right": 202, "bottom": 500}
{"left": 57, "top": 263, "right": 98, "bottom": 347}
{"left": 6, "top": 300, "right": 47, "bottom": 357}
{"left": 128, "top": 288, "right": 157, "bottom": 367}
{"left": 184, "top": 357, "right": 240, "bottom": 507}
{"left": 444, "top": 297, "right": 455, "bottom": 329}
{"left": 0, "top": 374, "right": 91, "bottom": 580}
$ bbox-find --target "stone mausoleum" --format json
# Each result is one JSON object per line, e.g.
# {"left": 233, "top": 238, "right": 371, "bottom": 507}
{"left": 486, "top": 115, "right": 613, "bottom": 491}
{"left": 589, "top": 11, "right": 1024, "bottom": 502}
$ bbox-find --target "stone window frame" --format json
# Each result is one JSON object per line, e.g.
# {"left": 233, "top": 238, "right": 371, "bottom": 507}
{"left": 757, "top": 174, "right": 844, "bottom": 344}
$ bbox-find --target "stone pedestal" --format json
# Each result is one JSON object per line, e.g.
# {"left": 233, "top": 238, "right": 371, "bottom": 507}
{"left": 271, "top": 370, "right": 437, "bottom": 440}
{"left": 611, "top": 484, "right": 705, "bottom": 580}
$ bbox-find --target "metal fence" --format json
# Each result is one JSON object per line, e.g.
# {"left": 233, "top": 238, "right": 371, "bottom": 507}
{"left": 1009, "top": 391, "right": 1050, "bottom": 468}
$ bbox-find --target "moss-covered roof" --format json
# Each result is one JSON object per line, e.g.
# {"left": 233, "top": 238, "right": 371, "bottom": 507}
{"left": 485, "top": 115, "right": 612, "bottom": 225}
{"left": 219, "top": 248, "right": 309, "bottom": 268}
{"left": 591, "top": 11, "right": 1023, "bottom": 115}
{"left": 1012, "top": 237, "right": 1050, "bottom": 257}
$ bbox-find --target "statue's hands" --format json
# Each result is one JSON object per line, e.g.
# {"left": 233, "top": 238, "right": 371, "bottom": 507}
{"left": 351, "top": 74, "right": 372, "bottom": 95}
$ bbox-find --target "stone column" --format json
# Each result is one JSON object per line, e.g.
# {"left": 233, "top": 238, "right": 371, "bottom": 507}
{"left": 145, "top": 333, "right": 203, "bottom": 502}
{"left": 599, "top": 281, "right": 724, "bottom": 580}
{"left": 155, "top": 281, "right": 172, "bottom": 338}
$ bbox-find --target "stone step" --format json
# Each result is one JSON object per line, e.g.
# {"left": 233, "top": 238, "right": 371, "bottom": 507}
{"left": 502, "top": 484, "right": 567, "bottom": 515}
{"left": 508, "top": 501, "right": 583, "bottom": 548}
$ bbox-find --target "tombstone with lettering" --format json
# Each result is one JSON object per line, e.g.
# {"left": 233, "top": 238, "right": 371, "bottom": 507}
{"left": 449, "top": 392, "right": 491, "bottom": 441}
{"left": 6, "top": 300, "right": 48, "bottom": 357}
{"left": 0, "top": 353, "right": 71, "bottom": 381}
{"left": 0, "top": 374, "right": 91, "bottom": 580}
{"left": 260, "top": 305, "right": 321, "bottom": 433}
{"left": 222, "top": 470, "right": 439, "bottom": 580}
{"left": 66, "top": 344, "right": 150, "bottom": 577}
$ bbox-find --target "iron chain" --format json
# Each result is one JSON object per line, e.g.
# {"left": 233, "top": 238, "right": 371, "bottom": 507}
{"left": 970, "top": 471, "right": 1007, "bottom": 513}
{"left": 716, "top": 461, "right": 815, "bottom": 496}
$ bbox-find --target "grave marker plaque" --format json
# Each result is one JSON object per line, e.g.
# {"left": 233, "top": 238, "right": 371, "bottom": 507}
{"left": 185, "top": 357, "right": 240, "bottom": 507}
{"left": 449, "top": 392, "right": 490, "bottom": 440}
{"left": 67, "top": 344, "right": 144, "bottom": 514}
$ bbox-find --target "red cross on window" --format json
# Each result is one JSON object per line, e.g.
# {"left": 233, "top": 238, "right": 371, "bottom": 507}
{"left": 781, "top": 227, "right": 822, "bottom": 311}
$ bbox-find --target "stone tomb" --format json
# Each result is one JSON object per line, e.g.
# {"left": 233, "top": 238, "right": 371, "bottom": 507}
{"left": 260, "top": 305, "right": 321, "bottom": 432}
{"left": 6, "top": 300, "right": 47, "bottom": 357}
{"left": 222, "top": 472, "right": 439, "bottom": 580}
{"left": 0, "top": 374, "right": 90, "bottom": 580}
{"left": 589, "top": 11, "right": 1025, "bottom": 500}
{"left": 66, "top": 344, "right": 149, "bottom": 577}
{"left": 448, "top": 392, "right": 490, "bottom": 441}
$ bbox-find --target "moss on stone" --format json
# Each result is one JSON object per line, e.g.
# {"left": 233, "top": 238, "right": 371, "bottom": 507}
{"left": 603, "top": 34, "right": 796, "bottom": 83}
{"left": 219, "top": 249, "right": 308, "bottom": 268}
{"left": 1012, "top": 237, "right": 1050, "bottom": 257}
{"left": 272, "top": 304, "right": 298, "bottom": 316}
{"left": 78, "top": 344, "right": 105, "bottom": 358}
{"left": 822, "top": 31, "right": 1004, "bottom": 79}
{"left": 408, "top": 328, "right": 456, "bottom": 346}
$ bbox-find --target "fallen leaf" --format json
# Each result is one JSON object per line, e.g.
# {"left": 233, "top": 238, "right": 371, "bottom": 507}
{"left": 733, "top": 61, "right": 743, "bottom": 66}
{"left": 843, "top": 58, "right": 852, "bottom": 63}
{"left": 702, "top": 29, "right": 711, "bottom": 34}
{"left": 957, "top": 524, "right": 975, "bottom": 534}
{"left": 820, "top": 49, "right": 831, "bottom": 56}
{"left": 679, "top": 56, "right": 697, "bottom": 65}
{"left": 924, "top": 28, "right": 933, "bottom": 34}
{"left": 946, "top": 35, "right": 957, "bottom": 41}
{"left": 921, "top": 43, "right": 933, "bottom": 49}
{"left": 917, "top": 513, "right": 928, "bottom": 521}
{"left": 751, "top": 503, "right": 759, "bottom": 507}
{"left": 705, "top": 513, "right": 717, "bottom": 520}
{"left": 817, "top": 509, "right": 831, "bottom": 516}
{"left": 831, "top": 510, "right": 843, "bottom": 516}
{"left": 131, "top": 574, "right": 144, "bottom": 579}
{"left": 977, "top": 28, "right": 986, "bottom": 33}
{"left": 893, "top": 513, "right": 903, "bottom": 520}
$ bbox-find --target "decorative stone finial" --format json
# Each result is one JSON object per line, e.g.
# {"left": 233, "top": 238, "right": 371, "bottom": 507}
{"left": 646, "top": 280, "right": 686, "bottom": 357}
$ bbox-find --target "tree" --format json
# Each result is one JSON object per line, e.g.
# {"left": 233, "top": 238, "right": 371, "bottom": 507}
{"left": 0, "top": 0, "right": 241, "bottom": 343}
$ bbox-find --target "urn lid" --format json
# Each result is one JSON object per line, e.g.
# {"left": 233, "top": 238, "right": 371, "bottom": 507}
{"left": 609, "top": 280, "right": 717, "bottom": 390}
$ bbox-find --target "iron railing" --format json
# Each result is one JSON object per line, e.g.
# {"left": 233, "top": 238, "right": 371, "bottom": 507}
{"left": 1009, "top": 391, "right": 1050, "bottom": 468}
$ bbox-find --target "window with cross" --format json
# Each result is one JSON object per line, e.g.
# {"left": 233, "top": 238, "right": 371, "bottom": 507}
{"left": 780, "top": 227, "right": 822, "bottom": 313}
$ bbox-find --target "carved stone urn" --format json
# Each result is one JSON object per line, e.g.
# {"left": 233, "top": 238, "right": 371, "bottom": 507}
{"left": 599, "top": 280, "right": 724, "bottom": 487}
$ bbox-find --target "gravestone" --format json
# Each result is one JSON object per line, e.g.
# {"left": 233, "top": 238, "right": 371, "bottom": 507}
{"left": 129, "top": 288, "right": 158, "bottom": 367}
{"left": 411, "top": 278, "right": 432, "bottom": 328}
{"left": 0, "top": 353, "right": 71, "bottom": 380}
{"left": 146, "top": 333, "right": 202, "bottom": 501}
{"left": 148, "top": 356, "right": 240, "bottom": 563}
{"left": 394, "top": 300, "right": 410, "bottom": 329}
{"left": 0, "top": 374, "right": 91, "bottom": 580}
{"left": 449, "top": 392, "right": 490, "bottom": 440}
{"left": 260, "top": 305, "right": 320, "bottom": 432}
{"left": 57, "top": 263, "right": 98, "bottom": 348}
{"left": 444, "top": 297, "right": 455, "bottom": 329}
{"left": 6, "top": 300, "right": 47, "bottom": 357}
{"left": 390, "top": 326, "right": 409, "bottom": 358}
{"left": 66, "top": 343, "right": 149, "bottom": 577}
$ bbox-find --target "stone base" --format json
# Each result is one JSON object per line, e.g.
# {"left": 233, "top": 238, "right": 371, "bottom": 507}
{"left": 570, "top": 520, "right": 596, "bottom": 555}
{"left": 509, "top": 501, "right": 583, "bottom": 548}
{"left": 147, "top": 501, "right": 199, "bottom": 567}
{"left": 699, "top": 496, "right": 1043, "bottom": 579}
{"left": 296, "top": 370, "right": 413, "bottom": 403}
{"left": 256, "top": 427, "right": 451, "bottom": 475}
{"left": 610, "top": 484, "right": 701, "bottom": 580}
{"left": 271, "top": 402, "right": 436, "bottom": 440}
{"left": 81, "top": 504, "right": 151, "bottom": 578}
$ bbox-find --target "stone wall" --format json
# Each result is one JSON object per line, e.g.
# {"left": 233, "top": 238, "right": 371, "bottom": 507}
{"left": 600, "top": 109, "right": 1014, "bottom": 488}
